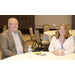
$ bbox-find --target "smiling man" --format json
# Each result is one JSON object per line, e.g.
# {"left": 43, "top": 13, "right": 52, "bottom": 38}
{"left": 0, "top": 17, "right": 26, "bottom": 59}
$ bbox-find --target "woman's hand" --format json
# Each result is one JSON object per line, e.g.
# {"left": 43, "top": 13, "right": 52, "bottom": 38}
{"left": 52, "top": 50, "right": 59, "bottom": 56}
{"left": 59, "top": 50, "right": 65, "bottom": 56}
{"left": 52, "top": 50, "right": 65, "bottom": 56}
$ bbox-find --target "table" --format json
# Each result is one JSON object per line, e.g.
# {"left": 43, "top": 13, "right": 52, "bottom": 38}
{"left": 43, "top": 30, "right": 75, "bottom": 41}
{"left": 43, "top": 30, "right": 56, "bottom": 41}
{"left": 3, "top": 52, "right": 75, "bottom": 60}
{"left": 43, "top": 30, "right": 75, "bottom": 53}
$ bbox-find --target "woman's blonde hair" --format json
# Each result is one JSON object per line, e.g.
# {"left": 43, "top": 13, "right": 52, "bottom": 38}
{"left": 55, "top": 23, "right": 71, "bottom": 39}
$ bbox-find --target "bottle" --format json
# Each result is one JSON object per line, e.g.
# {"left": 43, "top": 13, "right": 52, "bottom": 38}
{"left": 0, "top": 48, "right": 2, "bottom": 59}
{"left": 28, "top": 45, "right": 32, "bottom": 58}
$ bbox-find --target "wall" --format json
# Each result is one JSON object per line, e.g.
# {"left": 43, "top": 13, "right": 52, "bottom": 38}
{"left": 35, "top": 15, "right": 72, "bottom": 28}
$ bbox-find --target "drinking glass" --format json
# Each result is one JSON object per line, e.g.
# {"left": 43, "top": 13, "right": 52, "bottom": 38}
{"left": 25, "top": 44, "right": 32, "bottom": 53}
{"left": 58, "top": 48, "right": 62, "bottom": 56}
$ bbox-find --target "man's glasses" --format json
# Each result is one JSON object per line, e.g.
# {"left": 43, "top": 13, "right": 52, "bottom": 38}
{"left": 9, "top": 23, "right": 18, "bottom": 25}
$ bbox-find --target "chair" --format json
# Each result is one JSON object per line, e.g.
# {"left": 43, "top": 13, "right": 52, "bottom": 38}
{"left": 66, "top": 24, "right": 72, "bottom": 30}
{"left": 28, "top": 26, "right": 36, "bottom": 48}
{"left": 2, "top": 25, "right": 7, "bottom": 32}
{"left": 42, "top": 24, "right": 50, "bottom": 32}
{"left": 51, "top": 31, "right": 57, "bottom": 38}
{"left": 34, "top": 29, "right": 50, "bottom": 51}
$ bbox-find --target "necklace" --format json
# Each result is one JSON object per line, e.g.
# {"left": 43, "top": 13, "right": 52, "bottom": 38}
{"left": 59, "top": 37, "right": 65, "bottom": 50}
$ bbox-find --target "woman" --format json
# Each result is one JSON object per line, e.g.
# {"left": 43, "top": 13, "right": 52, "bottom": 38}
{"left": 48, "top": 23, "right": 74, "bottom": 56}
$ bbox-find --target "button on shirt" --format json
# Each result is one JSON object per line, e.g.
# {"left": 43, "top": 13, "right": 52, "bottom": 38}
{"left": 11, "top": 31, "right": 23, "bottom": 54}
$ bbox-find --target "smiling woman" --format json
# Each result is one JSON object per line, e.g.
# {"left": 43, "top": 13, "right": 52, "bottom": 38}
{"left": 55, "top": 23, "right": 71, "bottom": 39}
{"left": 48, "top": 23, "right": 74, "bottom": 56}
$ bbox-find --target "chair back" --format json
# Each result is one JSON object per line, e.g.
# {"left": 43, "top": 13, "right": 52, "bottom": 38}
{"left": 73, "top": 36, "right": 75, "bottom": 53}
{"left": 3, "top": 25, "right": 7, "bottom": 32}
{"left": 34, "top": 29, "right": 41, "bottom": 43}
{"left": 66, "top": 24, "right": 72, "bottom": 30}
{"left": 28, "top": 26, "right": 34, "bottom": 40}
{"left": 42, "top": 24, "right": 50, "bottom": 32}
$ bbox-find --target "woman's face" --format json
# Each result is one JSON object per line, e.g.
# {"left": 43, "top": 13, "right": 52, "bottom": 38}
{"left": 59, "top": 26, "right": 66, "bottom": 36}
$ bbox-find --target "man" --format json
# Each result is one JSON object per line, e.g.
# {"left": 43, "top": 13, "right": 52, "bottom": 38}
{"left": 0, "top": 17, "right": 26, "bottom": 59}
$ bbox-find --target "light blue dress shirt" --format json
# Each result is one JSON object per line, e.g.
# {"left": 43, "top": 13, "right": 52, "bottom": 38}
{"left": 11, "top": 31, "right": 23, "bottom": 54}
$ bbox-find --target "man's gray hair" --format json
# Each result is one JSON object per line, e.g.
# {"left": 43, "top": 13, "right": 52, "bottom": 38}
{"left": 8, "top": 17, "right": 19, "bottom": 24}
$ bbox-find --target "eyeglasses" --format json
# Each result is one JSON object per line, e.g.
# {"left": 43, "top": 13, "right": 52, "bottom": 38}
{"left": 9, "top": 23, "right": 18, "bottom": 25}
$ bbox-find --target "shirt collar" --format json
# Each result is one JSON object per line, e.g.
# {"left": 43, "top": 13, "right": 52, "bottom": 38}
{"left": 9, "top": 29, "right": 18, "bottom": 35}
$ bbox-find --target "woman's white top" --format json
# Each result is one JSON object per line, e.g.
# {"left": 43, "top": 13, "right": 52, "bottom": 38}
{"left": 48, "top": 36, "right": 74, "bottom": 55}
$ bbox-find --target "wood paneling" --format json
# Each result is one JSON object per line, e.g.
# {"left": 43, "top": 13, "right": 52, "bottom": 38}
{"left": 29, "top": 15, "right": 34, "bottom": 29}
{"left": 18, "top": 15, "right": 34, "bottom": 29}
{"left": 24, "top": 15, "right": 29, "bottom": 29}
{"left": 0, "top": 15, "right": 34, "bottom": 33}
{"left": 0, "top": 15, "right": 18, "bottom": 29}
{"left": 17, "top": 15, "right": 24, "bottom": 29}
{"left": 72, "top": 15, "right": 75, "bottom": 29}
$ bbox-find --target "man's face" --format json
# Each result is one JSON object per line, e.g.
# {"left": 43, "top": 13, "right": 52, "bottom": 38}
{"left": 8, "top": 19, "right": 18, "bottom": 33}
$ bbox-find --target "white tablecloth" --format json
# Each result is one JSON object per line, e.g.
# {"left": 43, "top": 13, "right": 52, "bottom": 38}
{"left": 43, "top": 30, "right": 75, "bottom": 41}
{"left": 3, "top": 52, "right": 75, "bottom": 60}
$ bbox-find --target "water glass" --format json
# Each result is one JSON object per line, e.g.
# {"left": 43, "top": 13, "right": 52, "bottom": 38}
{"left": 58, "top": 48, "right": 62, "bottom": 55}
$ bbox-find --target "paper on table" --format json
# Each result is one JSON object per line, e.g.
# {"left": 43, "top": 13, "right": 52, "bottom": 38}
{"left": 34, "top": 52, "right": 42, "bottom": 55}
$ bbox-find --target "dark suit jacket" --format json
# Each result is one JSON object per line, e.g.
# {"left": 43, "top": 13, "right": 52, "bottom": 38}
{"left": 0, "top": 29, "right": 26, "bottom": 59}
